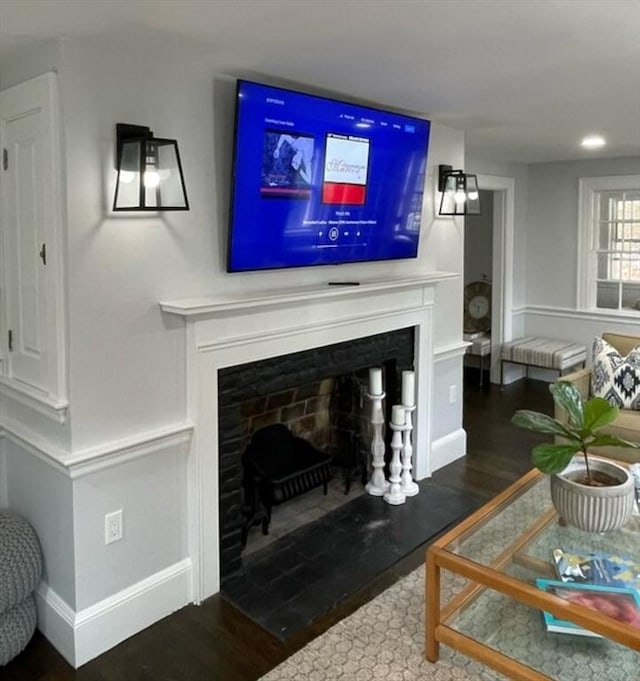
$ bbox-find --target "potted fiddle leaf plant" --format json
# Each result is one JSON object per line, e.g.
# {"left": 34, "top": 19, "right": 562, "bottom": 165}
{"left": 512, "top": 380, "right": 639, "bottom": 532}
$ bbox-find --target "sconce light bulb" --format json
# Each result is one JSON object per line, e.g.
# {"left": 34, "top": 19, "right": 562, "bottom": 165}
{"left": 118, "top": 170, "right": 136, "bottom": 184}
{"left": 467, "top": 190, "right": 479, "bottom": 201}
{"left": 581, "top": 135, "right": 606, "bottom": 149}
{"left": 143, "top": 170, "right": 161, "bottom": 188}
{"left": 454, "top": 189, "right": 466, "bottom": 205}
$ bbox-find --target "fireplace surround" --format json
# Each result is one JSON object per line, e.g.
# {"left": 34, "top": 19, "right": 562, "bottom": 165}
{"left": 161, "top": 273, "right": 454, "bottom": 601}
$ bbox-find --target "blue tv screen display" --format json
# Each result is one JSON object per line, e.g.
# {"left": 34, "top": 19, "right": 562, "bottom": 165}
{"left": 227, "top": 80, "right": 431, "bottom": 272}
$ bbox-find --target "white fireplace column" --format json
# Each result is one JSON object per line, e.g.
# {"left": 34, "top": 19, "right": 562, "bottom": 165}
{"left": 161, "top": 274, "right": 454, "bottom": 602}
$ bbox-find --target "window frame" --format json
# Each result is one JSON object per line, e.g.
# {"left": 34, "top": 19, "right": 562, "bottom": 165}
{"left": 577, "top": 174, "right": 640, "bottom": 313}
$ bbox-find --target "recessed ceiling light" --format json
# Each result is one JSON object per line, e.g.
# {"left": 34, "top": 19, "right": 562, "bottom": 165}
{"left": 581, "top": 135, "right": 606, "bottom": 149}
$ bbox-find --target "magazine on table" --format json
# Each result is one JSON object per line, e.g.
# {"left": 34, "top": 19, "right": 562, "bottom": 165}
{"left": 536, "top": 579, "right": 640, "bottom": 637}
{"left": 551, "top": 547, "right": 640, "bottom": 593}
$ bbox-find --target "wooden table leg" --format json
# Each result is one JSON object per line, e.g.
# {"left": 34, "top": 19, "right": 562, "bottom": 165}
{"left": 425, "top": 548, "right": 440, "bottom": 662}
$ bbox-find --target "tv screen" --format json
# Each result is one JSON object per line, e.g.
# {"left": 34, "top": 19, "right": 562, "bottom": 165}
{"left": 227, "top": 80, "right": 431, "bottom": 272}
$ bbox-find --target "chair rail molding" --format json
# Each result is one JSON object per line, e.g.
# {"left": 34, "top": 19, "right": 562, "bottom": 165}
{"left": 0, "top": 418, "right": 193, "bottom": 478}
{"left": 65, "top": 423, "right": 193, "bottom": 479}
{"left": 524, "top": 304, "right": 640, "bottom": 325}
{"left": 434, "top": 341, "right": 470, "bottom": 363}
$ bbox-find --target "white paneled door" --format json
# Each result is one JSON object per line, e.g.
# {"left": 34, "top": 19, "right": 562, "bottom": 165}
{"left": 0, "top": 73, "right": 67, "bottom": 413}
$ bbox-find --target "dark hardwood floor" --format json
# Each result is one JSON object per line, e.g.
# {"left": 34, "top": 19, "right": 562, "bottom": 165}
{"left": 4, "top": 375, "right": 553, "bottom": 681}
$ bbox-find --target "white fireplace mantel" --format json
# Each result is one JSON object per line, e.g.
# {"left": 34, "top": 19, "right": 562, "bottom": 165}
{"left": 161, "top": 273, "right": 455, "bottom": 601}
{"left": 160, "top": 273, "right": 456, "bottom": 318}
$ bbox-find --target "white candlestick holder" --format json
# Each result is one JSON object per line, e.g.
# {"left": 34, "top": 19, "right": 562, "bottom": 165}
{"left": 384, "top": 421, "right": 406, "bottom": 505}
{"left": 401, "top": 405, "right": 419, "bottom": 496}
{"left": 365, "top": 391, "right": 390, "bottom": 496}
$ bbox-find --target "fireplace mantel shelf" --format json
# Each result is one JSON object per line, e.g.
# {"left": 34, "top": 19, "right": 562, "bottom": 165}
{"left": 160, "top": 272, "right": 457, "bottom": 317}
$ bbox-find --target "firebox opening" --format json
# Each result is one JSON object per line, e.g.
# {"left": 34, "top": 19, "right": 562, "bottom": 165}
{"left": 240, "top": 422, "right": 335, "bottom": 546}
{"left": 238, "top": 369, "right": 372, "bottom": 552}
{"left": 218, "top": 328, "right": 414, "bottom": 578}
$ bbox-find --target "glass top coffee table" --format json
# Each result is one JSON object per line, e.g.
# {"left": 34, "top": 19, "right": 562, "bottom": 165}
{"left": 425, "top": 467, "right": 640, "bottom": 681}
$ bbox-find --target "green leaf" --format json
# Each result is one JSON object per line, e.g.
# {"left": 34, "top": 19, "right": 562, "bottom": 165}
{"left": 582, "top": 397, "right": 619, "bottom": 432}
{"left": 588, "top": 433, "right": 640, "bottom": 449}
{"left": 531, "top": 443, "right": 581, "bottom": 474}
{"left": 512, "top": 410, "right": 579, "bottom": 440}
{"left": 550, "top": 381, "right": 584, "bottom": 428}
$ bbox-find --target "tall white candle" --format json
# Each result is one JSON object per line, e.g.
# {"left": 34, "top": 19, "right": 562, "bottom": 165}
{"left": 369, "top": 367, "right": 383, "bottom": 395}
{"left": 402, "top": 370, "right": 415, "bottom": 406}
{"left": 391, "top": 404, "right": 406, "bottom": 426}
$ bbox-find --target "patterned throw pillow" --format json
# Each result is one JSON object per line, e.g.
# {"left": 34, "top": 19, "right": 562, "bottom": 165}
{"left": 591, "top": 337, "right": 640, "bottom": 410}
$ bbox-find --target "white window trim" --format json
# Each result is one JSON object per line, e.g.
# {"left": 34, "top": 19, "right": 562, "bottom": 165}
{"left": 577, "top": 174, "right": 640, "bottom": 312}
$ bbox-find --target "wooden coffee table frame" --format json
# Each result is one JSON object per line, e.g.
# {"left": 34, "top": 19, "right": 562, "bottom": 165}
{"left": 425, "top": 468, "right": 640, "bottom": 681}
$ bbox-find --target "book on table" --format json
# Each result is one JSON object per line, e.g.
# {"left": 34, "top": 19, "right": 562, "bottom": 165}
{"left": 551, "top": 547, "right": 640, "bottom": 592}
{"left": 536, "top": 579, "right": 640, "bottom": 637}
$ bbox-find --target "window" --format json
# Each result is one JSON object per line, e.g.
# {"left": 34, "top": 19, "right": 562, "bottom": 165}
{"left": 578, "top": 175, "right": 640, "bottom": 312}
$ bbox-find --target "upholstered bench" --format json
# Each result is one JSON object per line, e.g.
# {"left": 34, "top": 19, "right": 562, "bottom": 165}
{"left": 500, "top": 336, "right": 587, "bottom": 388}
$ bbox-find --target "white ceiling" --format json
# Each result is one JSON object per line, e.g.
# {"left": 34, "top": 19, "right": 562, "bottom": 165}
{"left": 2, "top": 0, "right": 639, "bottom": 164}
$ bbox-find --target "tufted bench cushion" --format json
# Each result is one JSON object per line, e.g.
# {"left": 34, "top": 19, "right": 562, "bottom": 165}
{"left": 0, "top": 511, "right": 43, "bottom": 665}
{"left": 500, "top": 337, "right": 587, "bottom": 387}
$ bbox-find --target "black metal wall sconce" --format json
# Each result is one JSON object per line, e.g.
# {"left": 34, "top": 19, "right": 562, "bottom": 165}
{"left": 113, "top": 123, "right": 189, "bottom": 211}
{"left": 437, "top": 164, "right": 480, "bottom": 216}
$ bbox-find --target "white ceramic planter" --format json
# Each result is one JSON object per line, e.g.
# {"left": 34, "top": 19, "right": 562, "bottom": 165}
{"left": 550, "top": 456, "right": 635, "bottom": 533}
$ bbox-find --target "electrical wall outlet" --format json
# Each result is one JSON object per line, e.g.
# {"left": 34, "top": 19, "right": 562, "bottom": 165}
{"left": 449, "top": 384, "right": 457, "bottom": 404}
{"left": 104, "top": 510, "right": 123, "bottom": 545}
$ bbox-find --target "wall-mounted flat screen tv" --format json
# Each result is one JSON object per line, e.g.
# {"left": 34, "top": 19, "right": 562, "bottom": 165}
{"left": 227, "top": 80, "right": 431, "bottom": 272}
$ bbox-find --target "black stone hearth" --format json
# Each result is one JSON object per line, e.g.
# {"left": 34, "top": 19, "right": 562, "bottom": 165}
{"left": 218, "top": 328, "right": 414, "bottom": 576}
{"left": 221, "top": 478, "right": 484, "bottom": 640}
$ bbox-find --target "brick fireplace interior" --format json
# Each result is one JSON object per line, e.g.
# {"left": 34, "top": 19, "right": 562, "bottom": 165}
{"left": 218, "top": 327, "right": 415, "bottom": 577}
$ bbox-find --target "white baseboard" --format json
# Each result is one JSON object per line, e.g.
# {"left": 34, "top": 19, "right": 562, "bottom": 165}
{"left": 36, "top": 558, "right": 192, "bottom": 668}
{"left": 35, "top": 582, "right": 76, "bottom": 665}
{"left": 430, "top": 428, "right": 467, "bottom": 472}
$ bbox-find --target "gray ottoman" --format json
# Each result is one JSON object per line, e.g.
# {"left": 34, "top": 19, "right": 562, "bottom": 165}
{"left": 0, "top": 511, "right": 43, "bottom": 666}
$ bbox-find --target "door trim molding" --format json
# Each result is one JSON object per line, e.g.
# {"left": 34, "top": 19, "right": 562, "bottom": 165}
{"left": 476, "top": 174, "right": 515, "bottom": 383}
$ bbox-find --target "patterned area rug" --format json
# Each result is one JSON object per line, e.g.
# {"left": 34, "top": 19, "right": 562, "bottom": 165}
{"left": 259, "top": 479, "right": 639, "bottom": 680}
{"left": 258, "top": 564, "right": 500, "bottom": 681}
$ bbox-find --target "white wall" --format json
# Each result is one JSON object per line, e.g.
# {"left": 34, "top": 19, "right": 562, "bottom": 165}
{"left": 58, "top": 34, "right": 466, "bottom": 452}
{"left": 466, "top": 155, "right": 639, "bottom": 386}
{"left": 521, "top": 156, "right": 640, "bottom": 375}
{"left": 1, "top": 31, "right": 468, "bottom": 665}
{"left": 422, "top": 123, "right": 467, "bottom": 467}
{"left": 425, "top": 124, "right": 465, "bottom": 348}
{"left": 3, "top": 437, "right": 75, "bottom": 606}
{"left": 0, "top": 39, "right": 63, "bottom": 91}
{"left": 526, "top": 157, "right": 640, "bottom": 309}
{"left": 73, "top": 446, "right": 188, "bottom": 610}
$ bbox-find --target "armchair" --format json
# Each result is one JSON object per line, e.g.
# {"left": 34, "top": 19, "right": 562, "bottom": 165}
{"left": 556, "top": 331, "right": 640, "bottom": 463}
